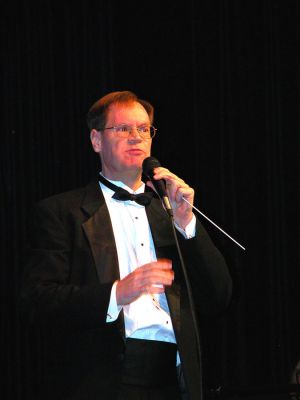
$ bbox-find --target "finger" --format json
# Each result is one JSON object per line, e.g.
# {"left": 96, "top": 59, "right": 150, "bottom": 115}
{"left": 150, "top": 168, "right": 187, "bottom": 188}
{"left": 131, "top": 268, "right": 174, "bottom": 287}
{"left": 160, "top": 175, "right": 186, "bottom": 188}
{"left": 142, "top": 285, "right": 165, "bottom": 295}
{"left": 156, "top": 258, "right": 172, "bottom": 268}
{"left": 140, "top": 270, "right": 174, "bottom": 285}
{"left": 137, "top": 270, "right": 174, "bottom": 289}
{"left": 175, "top": 186, "right": 194, "bottom": 203}
{"left": 139, "top": 259, "right": 172, "bottom": 271}
{"left": 165, "top": 178, "right": 190, "bottom": 198}
{"left": 146, "top": 168, "right": 193, "bottom": 205}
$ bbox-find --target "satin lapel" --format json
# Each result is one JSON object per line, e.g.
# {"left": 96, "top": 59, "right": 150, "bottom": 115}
{"left": 165, "top": 284, "right": 180, "bottom": 339}
{"left": 145, "top": 197, "right": 174, "bottom": 247}
{"left": 146, "top": 198, "right": 181, "bottom": 337}
{"left": 81, "top": 181, "right": 120, "bottom": 284}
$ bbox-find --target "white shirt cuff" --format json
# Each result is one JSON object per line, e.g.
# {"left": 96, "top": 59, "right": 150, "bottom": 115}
{"left": 174, "top": 214, "right": 196, "bottom": 239}
{"left": 106, "top": 281, "right": 122, "bottom": 323}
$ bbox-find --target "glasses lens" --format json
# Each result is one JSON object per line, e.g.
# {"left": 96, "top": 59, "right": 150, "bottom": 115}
{"left": 137, "top": 126, "right": 151, "bottom": 138}
{"left": 115, "top": 125, "right": 129, "bottom": 136}
{"left": 140, "top": 126, "right": 156, "bottom": 139}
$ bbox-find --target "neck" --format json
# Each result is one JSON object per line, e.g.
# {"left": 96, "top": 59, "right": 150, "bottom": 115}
{"left": 101, "top": 170, "right": 142, "bottom": 191}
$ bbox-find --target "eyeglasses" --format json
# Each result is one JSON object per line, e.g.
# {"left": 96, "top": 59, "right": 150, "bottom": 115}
{"left": 102, "top": 124, "right": 157, "bottom": 139}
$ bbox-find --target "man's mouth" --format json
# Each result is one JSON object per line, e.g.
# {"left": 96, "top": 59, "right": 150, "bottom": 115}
{"left": 126, "top": 149, "right": 144, "bottom": 155}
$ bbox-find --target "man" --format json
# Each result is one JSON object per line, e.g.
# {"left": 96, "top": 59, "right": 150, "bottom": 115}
{"left": 20, "top": 91, "right": 232, "bottom": 399}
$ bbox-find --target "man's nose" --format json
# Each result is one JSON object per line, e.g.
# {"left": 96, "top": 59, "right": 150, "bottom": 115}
{"left": 128, "top": 127, "right": 142, "bottom": 139}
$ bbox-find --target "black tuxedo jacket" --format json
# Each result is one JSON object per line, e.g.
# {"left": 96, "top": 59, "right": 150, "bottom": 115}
{"left": 20, "top": 179, "right": 232, "bottom": 400}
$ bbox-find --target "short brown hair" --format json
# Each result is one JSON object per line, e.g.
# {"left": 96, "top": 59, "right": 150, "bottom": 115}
{"left": 86, "top": 91, "right": 154, "bottom": 131}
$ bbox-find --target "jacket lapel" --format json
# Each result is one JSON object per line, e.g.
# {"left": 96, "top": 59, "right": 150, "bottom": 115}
{"left": 81, "top": 180, "right": 120, "bottom": 284}
{"left": 146, "top": 199, "right": 181, "bottom": 337}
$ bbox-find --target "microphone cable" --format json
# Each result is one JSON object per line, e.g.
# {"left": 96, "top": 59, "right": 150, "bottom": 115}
{"left": 168, "top": 214, "right": 204, "bottom": 400}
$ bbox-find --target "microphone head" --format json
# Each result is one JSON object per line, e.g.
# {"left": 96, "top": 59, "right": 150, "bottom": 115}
{"left": 142, "top": 156, "right": 161, "bottom": 178}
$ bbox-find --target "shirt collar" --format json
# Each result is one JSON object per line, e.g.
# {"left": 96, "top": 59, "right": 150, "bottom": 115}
{"left": 99, "top": 172, "right": 146, "bottom": 195}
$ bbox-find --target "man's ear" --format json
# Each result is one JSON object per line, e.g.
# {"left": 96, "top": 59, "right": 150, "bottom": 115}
{"left": 90, "top": 129, "right": 101, "bottom": 153}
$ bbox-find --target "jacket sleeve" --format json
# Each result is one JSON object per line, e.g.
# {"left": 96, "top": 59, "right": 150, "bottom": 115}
{"left": 178, "top": 218, "right": 232, "bottom": 315}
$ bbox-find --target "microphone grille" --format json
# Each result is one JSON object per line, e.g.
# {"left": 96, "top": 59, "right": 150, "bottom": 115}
{"left": 142, "top": 157, "right": 161, "bottom": 177}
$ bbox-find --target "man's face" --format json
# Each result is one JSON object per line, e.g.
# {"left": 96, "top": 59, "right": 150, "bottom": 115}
{"left": 90, "top": 102, "right": 152, "bottom": 181}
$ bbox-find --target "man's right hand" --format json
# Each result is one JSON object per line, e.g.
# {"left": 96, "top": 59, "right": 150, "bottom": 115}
{"left": 116, "top": 258, "right": 174, "bottom": 306}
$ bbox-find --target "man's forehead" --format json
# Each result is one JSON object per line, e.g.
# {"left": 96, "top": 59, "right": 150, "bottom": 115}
{"left": 107, "top": 102, "right": 149, "bottom": 120}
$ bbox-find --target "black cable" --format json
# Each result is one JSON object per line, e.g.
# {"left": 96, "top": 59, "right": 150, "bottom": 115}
{"left": 169, "top": 214, "right": 203, "bottom": 400}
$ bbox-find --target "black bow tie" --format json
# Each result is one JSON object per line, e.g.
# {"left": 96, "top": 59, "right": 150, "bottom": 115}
{"left": 98, "top": 174, "right": 153, "bottom": 206}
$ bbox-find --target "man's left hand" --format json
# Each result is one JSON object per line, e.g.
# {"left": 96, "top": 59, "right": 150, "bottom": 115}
{"left": 146, "top": 167, "right": 194, "bottom": 229}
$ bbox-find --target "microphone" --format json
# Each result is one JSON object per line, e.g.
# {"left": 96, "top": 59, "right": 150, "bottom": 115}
{"left": 142, "top": 157, "right": 173, "bottom": 217}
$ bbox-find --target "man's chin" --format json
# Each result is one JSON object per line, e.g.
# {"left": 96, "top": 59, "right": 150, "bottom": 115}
{"left": 127, "top": 163, "right": 143, "bottom": 173}
{"left": 124, "top": 158, "right": 144, "bottom": 169}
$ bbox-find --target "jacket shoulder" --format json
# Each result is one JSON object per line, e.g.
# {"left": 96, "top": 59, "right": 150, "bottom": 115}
{"left": 38, "top": 186, "right": 86, "bottom": 207}
{"left": 35, "top": 179, "right": 100, "bottom": 215}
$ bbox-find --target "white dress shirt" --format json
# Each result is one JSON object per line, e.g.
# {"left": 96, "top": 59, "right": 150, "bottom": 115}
{"left": 99, "top": 177, "right": 195, "bottom": 349}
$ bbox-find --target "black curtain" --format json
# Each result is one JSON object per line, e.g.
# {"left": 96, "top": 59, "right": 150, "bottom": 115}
{"left": 1, "top": 1, "right": 299, "bottom": 399}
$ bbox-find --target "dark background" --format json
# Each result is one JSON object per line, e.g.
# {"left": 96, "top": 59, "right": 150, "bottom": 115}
{"left": 1, "top": 1, "right": 299, "bottom": 399}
